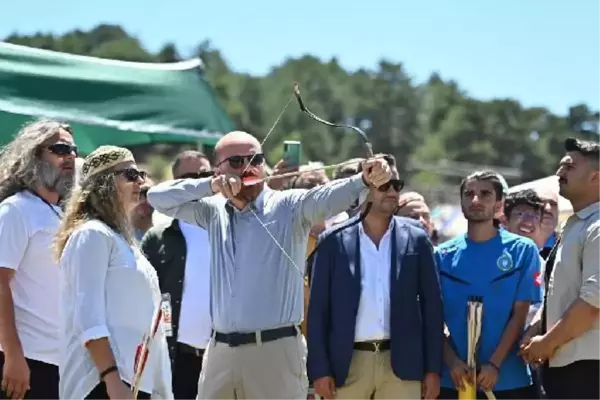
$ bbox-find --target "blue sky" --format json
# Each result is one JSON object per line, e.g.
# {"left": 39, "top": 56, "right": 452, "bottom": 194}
{"left": 1, "top": 0, "right": 598, "bottom": 116}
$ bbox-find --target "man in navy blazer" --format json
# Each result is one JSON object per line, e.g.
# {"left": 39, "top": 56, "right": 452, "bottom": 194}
{"left": 307, "top": 157, "right": 444, "bottom": 399}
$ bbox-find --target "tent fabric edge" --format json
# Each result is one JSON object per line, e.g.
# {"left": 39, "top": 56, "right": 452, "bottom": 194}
{"left": 0, "top": 41, "right": 204, "bottom": 71}
{"left": 0, "top": 102, "right": 225, "bottom": 139}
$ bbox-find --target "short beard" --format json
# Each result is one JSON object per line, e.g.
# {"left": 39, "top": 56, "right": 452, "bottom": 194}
{"left": 462, "top": 208, "right": 495, "bottom": 224}
{"left": 34, "top": 158, "right": 74, "bottom": 199}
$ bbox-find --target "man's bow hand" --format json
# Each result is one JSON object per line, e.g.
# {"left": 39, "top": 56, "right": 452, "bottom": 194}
{"left": 361, "top": 157, "right": 392, "bottom": 188}
{"left": 313, "top": 376, "right": 336, "bottom": 399}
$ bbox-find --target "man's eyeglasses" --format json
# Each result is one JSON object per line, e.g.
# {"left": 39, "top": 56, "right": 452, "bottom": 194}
{"left": 378, "top": 179, "right": 404, "bottom": 193}
{"left": 115, "top": 168, "right": 147, "bottom": 182}
{"left": 177, "top": 171, "right": 214, "bottom": 179}
{"left": 512, "top": 211, "right": 541, "bottom": 222}
{"left": 217, "top": 154, "right": 265, "bottom": 169}
{"left": 48, "top": 143, "right": 78, "bottom": 157}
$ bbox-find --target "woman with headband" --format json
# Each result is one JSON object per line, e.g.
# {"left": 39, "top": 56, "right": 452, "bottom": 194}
{"left": 55, "top": 146, "right": 172, "bottom": 399}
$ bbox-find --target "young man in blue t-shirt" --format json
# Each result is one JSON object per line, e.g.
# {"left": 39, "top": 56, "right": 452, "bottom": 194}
{"left": 435, "top": 170, "right": 541, "bottom": 399}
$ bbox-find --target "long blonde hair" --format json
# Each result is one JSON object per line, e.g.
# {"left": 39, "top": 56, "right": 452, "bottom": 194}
{"left": 54, "top": 168, "right": 133, "bottom": 261}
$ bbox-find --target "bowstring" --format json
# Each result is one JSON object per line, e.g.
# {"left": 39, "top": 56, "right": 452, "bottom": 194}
{"left": 241, "top": 94, "right": 294, "bottom": 176}
{"left": 239, "top": 94, "right": 306, "bottom": 276}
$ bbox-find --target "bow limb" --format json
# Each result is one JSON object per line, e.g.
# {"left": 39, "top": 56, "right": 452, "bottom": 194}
{"left": 293, "top": 82, "right": 374, "bottom": 159}
{"left": 292, "top": 82, "right": 374, "bottom": 220}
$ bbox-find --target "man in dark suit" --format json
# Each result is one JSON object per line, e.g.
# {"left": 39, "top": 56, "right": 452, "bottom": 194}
{"left": 306, "top": 157, "right": 444, "bottom": 399}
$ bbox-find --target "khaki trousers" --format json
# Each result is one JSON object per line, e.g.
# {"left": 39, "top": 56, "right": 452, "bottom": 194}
{"left": 197, "top": 333, "right": 309, "bottom": 399}
{"left": 334, "top": 350, "right": 421, "bottom": 399}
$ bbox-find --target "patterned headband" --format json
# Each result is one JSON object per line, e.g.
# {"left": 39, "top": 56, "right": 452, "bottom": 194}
{"left": 82, "top": 145, "right": 134, "bottom": 179}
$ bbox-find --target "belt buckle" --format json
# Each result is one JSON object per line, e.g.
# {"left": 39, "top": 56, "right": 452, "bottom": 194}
{"left": 227, "top": 333, "right": 240, "bottom": 348}
{"left": 373, "top": 341, "right": 381, "bottom": 353}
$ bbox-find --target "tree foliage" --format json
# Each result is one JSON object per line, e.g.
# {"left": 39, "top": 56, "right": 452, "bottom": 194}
{"left": 5, "top": 24, "right": 598, "bottom": 199}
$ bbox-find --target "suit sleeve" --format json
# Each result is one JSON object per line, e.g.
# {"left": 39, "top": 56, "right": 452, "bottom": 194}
{"left": 417, "top": 232, "right": 444, "bottom": 375}
{"left": 306, "top": 235, "right": 334, "bottom": 382}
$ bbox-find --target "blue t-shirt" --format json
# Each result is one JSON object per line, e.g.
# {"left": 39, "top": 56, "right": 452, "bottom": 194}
{"left": 435, "top": 230, "right": 542, "bottom": 391}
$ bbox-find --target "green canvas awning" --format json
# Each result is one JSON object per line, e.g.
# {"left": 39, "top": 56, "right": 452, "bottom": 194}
{"left": 0, "top": 42, "right": 233, "bottom": 154}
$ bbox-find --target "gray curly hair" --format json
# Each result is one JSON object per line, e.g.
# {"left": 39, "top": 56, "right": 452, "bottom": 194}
{"left": 0, "top": 119, "right": 75, "bottom": 203}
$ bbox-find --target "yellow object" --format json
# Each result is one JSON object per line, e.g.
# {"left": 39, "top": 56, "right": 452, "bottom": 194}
{"left": 458, "top": 381, "right": 476, "bottom": 400}
{"left": 307, "top": 234, "right": 317, "bottom": 256}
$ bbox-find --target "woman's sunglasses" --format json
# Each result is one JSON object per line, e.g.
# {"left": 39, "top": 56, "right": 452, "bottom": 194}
{"left": 48, "top": 143, "right": 79, "bottom": 157}
{"left": 378, "top": 179, "right": 404, "bottom": 192}
{"left": 218, "top": 154, "right": 265, "bottom": 169}
{"left": 115, "top": 168, "right": 147, "bottom": 182}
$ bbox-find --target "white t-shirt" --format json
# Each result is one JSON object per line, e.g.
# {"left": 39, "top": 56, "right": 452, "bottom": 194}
{"left": 0, "top": 191, "right": 61, "bottom": 365}
{"left": 177, "top": 221, "right": 212, "bottom": 349}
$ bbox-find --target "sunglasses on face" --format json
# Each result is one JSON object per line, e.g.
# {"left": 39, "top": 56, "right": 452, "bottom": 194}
{"left": 178, "top": 171, "right": 214, "bottom": 179}
{"left": 48, "top": 143, "right": 78, "bottom": 157}
{"left": 115, "top": 168, "right": 147, "bottom": 182}
{"left": 218, "top": 154, "right": 265, "bottom": 169}
{"left": 378, "top": 179, "right": 404, "bottom": 193}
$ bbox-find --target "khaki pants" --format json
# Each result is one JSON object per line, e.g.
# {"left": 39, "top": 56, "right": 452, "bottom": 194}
{"left": 335, "top": 350, "right": 421, "bottom": 399}
{"left": 197, "top": 333, "right": 309, "bottom": 399}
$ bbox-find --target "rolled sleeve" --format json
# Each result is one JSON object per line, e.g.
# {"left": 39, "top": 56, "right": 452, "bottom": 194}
{"left": 580, "top": 222, "right": 600, "bottom": 308}
{"left": 62, "top": 226, "right": 113, "bottom": 346}
{"left": 78, "top": 325, "right": 111, "bottom": 346}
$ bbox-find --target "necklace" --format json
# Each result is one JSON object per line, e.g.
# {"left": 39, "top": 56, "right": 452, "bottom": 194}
{"left": 28, "top": 190, "right": 61, "bottom": 220}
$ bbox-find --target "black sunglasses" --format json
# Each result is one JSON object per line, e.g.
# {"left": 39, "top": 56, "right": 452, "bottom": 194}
{"left": 115, "top": 168, "right": 147, "bottom": 182}
{"left": 378, "top": 179, "right": 404, "bottom": 193}
{"left": 218, "top": 154, "right": 265, "bottom": 169}
{"left": 48, "top": 143, "right": 78, "bottom": 157}
{"left": 178, "top": 171, "right": 214, "bottom": 179}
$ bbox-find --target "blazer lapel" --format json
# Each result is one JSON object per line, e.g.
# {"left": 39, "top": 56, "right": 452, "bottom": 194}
{"left": 392, "top": 220, "right": 409, "bottom": 280}
{"left": 342, "top": 223, "right": 361, "bottom": 287}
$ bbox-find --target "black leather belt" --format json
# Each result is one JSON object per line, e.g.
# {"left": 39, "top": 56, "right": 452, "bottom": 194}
{"left": 353, "top": 340, "right": 391, "bottom": 352}
{"left": 214, "top": 325, "right": 298, "bottom": 347}
{"left": 178, "top": 343, "right": 204, "bottom": 357}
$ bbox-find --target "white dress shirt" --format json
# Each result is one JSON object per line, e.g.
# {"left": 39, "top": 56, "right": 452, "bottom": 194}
{"left": 354, "top": 220, "right": 394, "bottom": 342}
{"left": 59, "top": 220, "right": 173, "bottom": 399}
{"left": 177, "top": 221, "right": 212, "bottom": 349}
{"left": 0, "top": 191, "right": 61, "bottom": 365}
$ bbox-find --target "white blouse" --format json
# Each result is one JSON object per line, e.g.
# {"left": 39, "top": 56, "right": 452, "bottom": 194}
{"left": 59, "top": 220, "right": 173, "bottom": 399}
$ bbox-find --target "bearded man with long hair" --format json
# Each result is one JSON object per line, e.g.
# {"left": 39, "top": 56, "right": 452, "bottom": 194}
{"left": 0, "top": 119, "right": 76, "bottom": 399}
{"left": 55, "top": 146, "right": 172, "bottom": 400}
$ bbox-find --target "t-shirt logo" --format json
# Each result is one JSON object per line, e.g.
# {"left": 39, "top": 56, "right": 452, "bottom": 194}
{"left": 534, "top": 271, "right": 543, "bottom": 287}
{"left": 496, "top": 251, "right": 513, "bottom": 272}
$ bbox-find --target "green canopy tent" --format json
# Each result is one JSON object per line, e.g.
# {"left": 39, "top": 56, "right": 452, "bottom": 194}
{"left": 0, "top": 42, "right": 233, "bottom": 155}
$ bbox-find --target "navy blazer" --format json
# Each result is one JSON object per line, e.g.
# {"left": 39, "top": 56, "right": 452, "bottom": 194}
{"left": 306, "top": 215, "right": 444, "bottom": 387}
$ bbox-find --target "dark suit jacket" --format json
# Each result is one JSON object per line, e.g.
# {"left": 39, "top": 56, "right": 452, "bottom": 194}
{"left": 306, "top": 215, "right": 444, "bottom": 387}
{"left": 140, "top": 219, "right": 187, "bottom": 366}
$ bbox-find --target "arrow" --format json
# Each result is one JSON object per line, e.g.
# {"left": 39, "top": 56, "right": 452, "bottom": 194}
{"left": 241, "top": 156, "right": 386, "bottom": 186}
